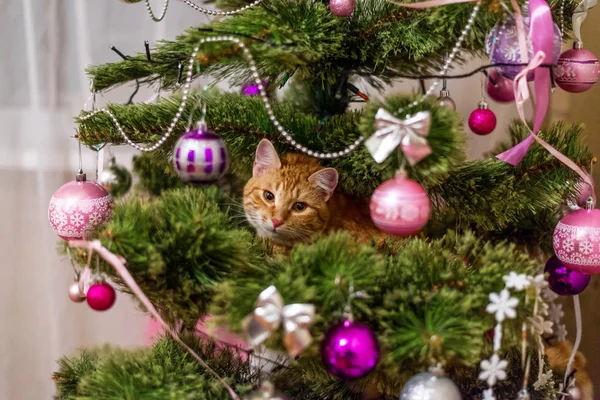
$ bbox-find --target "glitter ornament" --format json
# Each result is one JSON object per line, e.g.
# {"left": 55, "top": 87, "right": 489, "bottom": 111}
{"left": 86, "top": 280, "right": 116, "bottom": 311}
{"left": 400, "top": 369, "right": 462, "bottom": 400}
{"left": 329, "top": 0, "right": 354, "bottom": 17}
{"left": 485, "top": 7, "right": 561, "bottom": 80}
{"left": 320, "top": 320, "right": 379, "bottom": 380}
{"left": 545, "top": 255, "right": 590, "bottom": 296}
{"left": 437, "top": 89, "right": 456, "bottom": 111}
{"left": 241, "top": 80, "right": 268, "bottom": 96}
{"left": 173, "top": 121, "right": 229, "bottom": 184}
{"left": 98, "top": 157, "right": 132, "bottom": 198}
{"left": 48, "top": 172, "right": 112, "bottom": 241}
{"left": 486, "top": 70, "right": 515, "bottom": 103}
{"left": 68, "top": 281, "right": 86, "bottom": 303}
{"left": 370, "top": 171, "right": 430, "bottom": 237}
{"left": 555, "top": 42, "right": 600, "bottom": 93}
{"left": 468, "top": 101, "right": 497, "bottom": 136}
{"left": 553, "top": 207, "right": 600, "bottom": 274}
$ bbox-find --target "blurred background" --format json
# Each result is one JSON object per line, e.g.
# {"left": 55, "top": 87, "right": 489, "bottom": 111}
{"left": 1, "top": 1, "right": 598, "bottom": 399}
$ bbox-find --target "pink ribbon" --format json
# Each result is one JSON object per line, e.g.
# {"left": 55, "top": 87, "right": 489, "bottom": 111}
{"left": 70, "top": 240, "right": 241, "bottom": 400}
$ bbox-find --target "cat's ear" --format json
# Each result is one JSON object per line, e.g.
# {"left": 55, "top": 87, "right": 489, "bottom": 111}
{"left": 308, "top": 168, "right": 338, "bottom": 201}
{"left": 253, "top": 139, "right": 281, "bottom": 177}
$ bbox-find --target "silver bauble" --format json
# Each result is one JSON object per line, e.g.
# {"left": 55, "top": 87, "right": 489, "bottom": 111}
{"left": 120, "top": 0, "right": 143, "bottom": 3}
{"left": 98, "top": 157, "right": 132, "bottom": 198}
{"left": 244, "top": 382, "right": 286, "bottom": 400}
{"left": 68, "top": 281, "right": 86, "bottom": 303}
{"left": 437, "top": 89, "right": 456, "bottom": 111}
{"left": 566, "top": 386, "right": 582, "bottom": 400}
{"left": 515, "top": 389, "right": 531, "bottom": 400}
{"left": 400, "top": 371, "right": 462, "bottom": 400}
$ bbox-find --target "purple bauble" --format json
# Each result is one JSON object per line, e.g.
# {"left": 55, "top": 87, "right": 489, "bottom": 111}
{"left": 173, "top": 124, "right": 229, "bottom": 184}
{"left": 241, "top": 80, "right": 268, "bottom": 96}
{"left": 370, "top": 172, "right": 430, "bottom": 237}
{"left": 320, "top": 320, "right": 379, "bottom": 380}
{"left": 48, "top": 174, "right": 112, "bottom": 241}
{"left": 329, "top": 0, "right": 354, "bottom": 17}
{"left": 86, "top": 282, "right": 116, "bottom": 311}
{"left": 486, "top": 70, "right": 515, "bottom": 103}
{"left": 553, "top": 208, "right": 600, "bottom": 274}
{"left": 555, "top": 43, "right": 600, "bottom": 93}
{"left": 468, "top": 103, "right": 497, "bottom": 135}
{"left": 545, "top": 255, "right": 590, "bottom": 296}
{"left": 485, "top": 8, "right": 561, "bottom": 80}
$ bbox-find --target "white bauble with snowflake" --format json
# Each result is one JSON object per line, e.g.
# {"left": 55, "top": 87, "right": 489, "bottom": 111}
{"left": 553, "top": 208, "right": 600, "bottom": 274}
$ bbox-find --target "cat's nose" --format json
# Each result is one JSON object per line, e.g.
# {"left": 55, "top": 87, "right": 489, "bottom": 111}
{"left": 271, "top": 218, "right": 283, "bottom": 229}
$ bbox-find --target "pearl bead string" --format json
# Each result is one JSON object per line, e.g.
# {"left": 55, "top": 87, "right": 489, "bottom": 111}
{"left": 144, "top": 0, "right": 263, "bottom": 21}
{"left": 558, "top": 0, "right": 565, "bottom": 38}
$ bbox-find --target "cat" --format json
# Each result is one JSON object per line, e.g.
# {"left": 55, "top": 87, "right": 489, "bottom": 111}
{"left": 546, "top": 340, "right": 593, "bottom": 400}
{"left": 243, "top": 139, "right": 382, "bottom": 253}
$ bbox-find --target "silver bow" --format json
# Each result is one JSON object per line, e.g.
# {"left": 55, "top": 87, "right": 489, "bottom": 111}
{"left": 365, "top": 108, "right": 432, "bottom": 164}
{"left": 242, "top": 286, "right": 315, "bottom": 358}
{"left": 573, "top": 0, "right": 598, "bottom": 42}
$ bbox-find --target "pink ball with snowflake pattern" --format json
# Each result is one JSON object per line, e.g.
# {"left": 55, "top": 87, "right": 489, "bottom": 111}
{"left": 48, "top": 175, "right": 112, "bottom": 241}
{"left": 553, "top": 208, "right": 600, "bottom": 274}
{"left": 370, "top": 172, "right": 430, "bottom": 237}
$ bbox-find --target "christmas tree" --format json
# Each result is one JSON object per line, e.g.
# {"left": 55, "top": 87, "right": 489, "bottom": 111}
{"left": 51, "top": 0, "right": 599, "bottom": 398}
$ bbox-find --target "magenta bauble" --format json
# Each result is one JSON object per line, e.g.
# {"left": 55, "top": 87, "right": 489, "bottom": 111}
{"left": 320, "top": 320, "right": 379, "bottom": 380}
{"left": 553, "top": 208, "right": 600, "bottom": 274}
{"left": 468, "top": 103, "right": 496, "bottom": 136}
{"left": 555, "top": 44, "right": 600, "bottom": 93}
{"left": 48, "top": 174, "right": 112, "bottom": 241}
{"left": 86, "top": 282, "right": 116, "bottom": 311}
{"left": 486, "top": 70, "right": 515, "bottom": 103}
{"left": 329, "top": 0, "right": 354, "bottom": 16}
{"left": 370, "top": 172, "right": 430, "bottom": 237}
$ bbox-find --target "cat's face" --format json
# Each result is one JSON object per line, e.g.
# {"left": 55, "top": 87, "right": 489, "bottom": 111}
{"left": 243, "top": 140, "right": 338, "bottom": 247}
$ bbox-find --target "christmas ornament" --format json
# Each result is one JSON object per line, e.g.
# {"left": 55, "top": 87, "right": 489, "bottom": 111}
{"left": 86, "top": 279, "right": 116, "bottom": 311}
{"left": 120, "top": 0, "right": 142, "bottom": 3}
{"left": 468, "top": 101, "right": 496, "bottom": 135}
{"left": 515, "top": 389, "right": 531, "bottom": 400}
{"left": 370, "top": 171, "right": 430, "bottom": 237}
{"left": 437, "top": 89, "right": 456, "bottom": 111}
{"left": 68, "top": 280, "right": 86, "bottom": 303}
{"left": 48, "top": 171, "right": 112, "bottom": 241}
{"left": 173, "top": 121, "right": 229, "bottom": 184}
{"left": 545, "top": 255, "right": 590, "bottom": 296}
{"left": 320, "top": 319, "right": 379, "bottom": 379}
{"left": 485, "top": 8, "right": 561, "bottom": 80}
{"left": 566, "top": 386, "right": 582, "bottom": 400}
{"left": 244, "top": 381, "right": 287, "bottom": 400}
{"left": 98, "top": 156, "right": 132, "bottom": 198}
{"left": 576, "top": 174, "right": 595, "bottom": 206}
{"left": 241, "top": 80, "right": 268, "bottom": 96}
{"left": 553, "top": 207, "right": 600, "bottom": 274}
{"left": 243, "top": 286, "right": 315, "bottom": 358}
{"left": 400, "top": 368, "right": 461, "bottom": 400}
{"left": 329, "top": 0, "right": 354, "bottom": 17}
{"left": 554, "top": 42, "right": 600, "bottom": 93}
{"left": 366, "top": 109, "right": 431, "bottom": 164}
{"left": 486, "top": 70, "right": 515, "bottom": 103}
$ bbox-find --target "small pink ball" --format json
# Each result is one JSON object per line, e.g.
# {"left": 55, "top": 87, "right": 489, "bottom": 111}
{"left": 48, "top": 178, "right": 112, "bottom": 241}
{"left": 555, "top": 46, "right": 600, "bottom": 93}
{"left": 553, "top": 208, "right": 600, "bottom": 274}
{"left": 370, "top": 173, "right": 430, "bottom": 237}
{"left": 87, "top": 282, "right": 116, "bottom": 311}
{"left": 468, "top": 106, "right": 497, "bottom": 136}
{"left": 329, "top": 0, "right": 354, "bottom": 17}
{"left": 486, "top": 70, "right": 515, "bottom": 103}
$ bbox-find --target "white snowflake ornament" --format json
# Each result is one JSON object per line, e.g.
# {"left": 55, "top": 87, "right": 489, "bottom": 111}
{"left": 533, "top": 371, "right": 553, "bottom": 390}
{"left": 479, "top": 354, "right": 508, "bottom": 386}
{"left": 503, "top": 272, "right": 530, "bottom": 291}
{"left": 548, "top": 303, "right": 564, "bottom": 324}
{"left": 529, "top": 315, "right": 553, "bottom": 335}
{"left": 528, "top": 274, "right": 548, "bottom": 291}
{"left": 555, "top": 324, "right": 568, "bottom": 342}
{"left": 482, "top": 388, "right": 496, "bottom": 400}
{"left": 542, "top": 287, "right": 559, "bottom": 301}
{"left": 486, "top": 289, "right": 519, "bottom": 322}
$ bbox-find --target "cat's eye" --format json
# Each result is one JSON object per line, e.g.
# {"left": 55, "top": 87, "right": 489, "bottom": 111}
{"left": 264, "top": 191, "right": 275, "bottom": 201}
{"left": 294, "top": 202, "right": 306, "bottom": 211}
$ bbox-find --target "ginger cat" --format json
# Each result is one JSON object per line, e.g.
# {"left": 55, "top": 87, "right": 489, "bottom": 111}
{"left": 546, "top": 341, "right": 593, "bottom": 400}
{"left": 243, "top": 139, "right": 381, "bottom": 252}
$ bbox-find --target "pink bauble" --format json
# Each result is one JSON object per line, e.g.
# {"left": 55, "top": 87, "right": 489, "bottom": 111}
{"left": 555, "top": 44, "right": 600, "bottom": 93}
{"left": 329, "top": 0, "right": 354, "bottom": 17}
{"left": 468, "top": 104, "right": 496, "bottom": 136}
{"left": 370, "top": 173, "right": 430, "bottom": 237}
{"left": 48, "top": 175, "right": 112, "bottom": 241}
{"left": 486, "top": 70, "right": 515, "bottom": 103}
{"left": 87, "top": 282, "right": 116, "bottom": 311}
{"left": 553, "top": 208, "right": 600, "bottom": 274}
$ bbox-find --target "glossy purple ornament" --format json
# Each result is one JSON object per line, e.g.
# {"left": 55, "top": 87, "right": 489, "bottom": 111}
{"left": 86, "top": 281, "right": 116, "bottom": 311}
{"left": 321, "top": 320, "right": 379, "bottom": 380}
{"left": 485, "top": 7, "right": 561, "bottom": 80}
{"left": 241, "top": 80, "right": 268, "bottom": 96}
{"left": 555, "top": 42, "right": 600, "bottom": 93}
{"left": 468, "top": 101, "right": 496, "bottom": 136}
{"left": 545, "top": 255, "right": 590, "bottom": 296}
{"left": 173, "top": 122, "right": 229, "bottom": 184}
{"left": 486, "top": 70, "right": 515, "bottom": 103}
{"left": 329, "top": 0, "right": 354, "bottom": 17}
